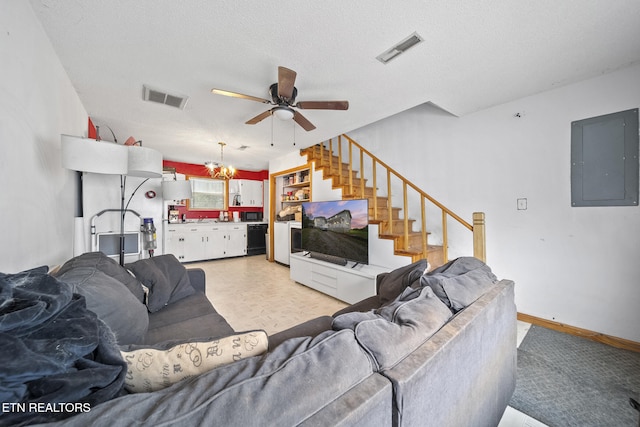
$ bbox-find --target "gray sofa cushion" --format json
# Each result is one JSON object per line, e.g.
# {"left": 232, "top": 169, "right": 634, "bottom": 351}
{"left": 143, "top": 292, "right": 234, "bottom": 345}
{"left": 419, "top": 256, "right": 497, "bottom": 312}
{"left": 127, "top": 255, "right": 195, "bottom": 312}
{"left": 268, "top": 315, "right": 333, "bottom": 350}
{"left": 56, "top": 252, "right": 145, "bottom": 303}
{"left": 50, "top": 329, "right": 376, "bottom": 426}
{"left": 55, "top": 267, "right": 149, "bottom": 345}
{"left": 377, "top": 259, "right": 428, "bottom": 305}
{"left": 333, "top": 286, "right": 452, "bottom": 370}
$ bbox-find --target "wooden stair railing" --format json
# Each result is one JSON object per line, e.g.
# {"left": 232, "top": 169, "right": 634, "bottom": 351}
{"left": 301, "top": 134, "right": 486, "bottom": 266}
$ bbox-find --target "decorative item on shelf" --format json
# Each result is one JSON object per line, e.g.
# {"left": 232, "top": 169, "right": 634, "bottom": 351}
{"left": 205, "top": 142, "right": 236, "bottom": 180}
{"left": 61, "top": 134, "right": 163, "bottom": 266}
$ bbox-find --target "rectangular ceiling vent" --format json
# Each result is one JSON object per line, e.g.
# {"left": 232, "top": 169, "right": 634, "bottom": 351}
{"left": 376, "top": 32, "right": 424, "bottom": 64}
{"left": 143, "top": 85, "right": 189, "bottom": 109}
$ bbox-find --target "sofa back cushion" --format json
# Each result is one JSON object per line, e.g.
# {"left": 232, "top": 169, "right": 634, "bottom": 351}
{"left": 376, "top": 259, "right": 427, "bottom": 305}
{"left": 55, "top": 267, "right": 149, "bottom": 345}
{"left": 333, "top": 286, "right": 452, "bottom": 370}
{"left": 55, "top": 252, "right": 145, "bottom": 303}
{"left": 126, "top": 255, "right": 195, "bottom": 313}
{"left": 419, "top": 257, "right": 497, "bottom": 312}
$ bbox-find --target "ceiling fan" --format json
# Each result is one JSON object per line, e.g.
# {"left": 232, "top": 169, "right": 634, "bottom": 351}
{"left": 211, "top": 66, "right": 349, "bottom": 131}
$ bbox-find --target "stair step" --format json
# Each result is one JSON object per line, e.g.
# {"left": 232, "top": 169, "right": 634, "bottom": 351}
{"left": 395, "top": 245, "right": 445, "bottom": 267}
{"left": 369, "top": 207, "right": 402, "bottom": 221}
{"left": 379, "top": 231, "right": 430, "bottom": 250}
{"left": 386, "top": 218, "right": 419, "bottom": 234}
{"left": 317, "top": 165, "right": 360, "bottom": 182}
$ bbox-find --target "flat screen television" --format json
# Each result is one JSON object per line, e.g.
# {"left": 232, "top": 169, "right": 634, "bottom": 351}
{"left": 301, "top": 199, "right": 369, "bottom": 265}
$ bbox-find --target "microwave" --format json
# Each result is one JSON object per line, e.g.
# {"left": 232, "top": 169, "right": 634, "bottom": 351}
{"left": 241, "top": 211, "right": 263, "bottom": 222}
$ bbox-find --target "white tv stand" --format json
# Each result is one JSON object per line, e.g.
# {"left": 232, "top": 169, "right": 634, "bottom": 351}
{"left": 289, "top": 252, "right": 389, "bottom": 304}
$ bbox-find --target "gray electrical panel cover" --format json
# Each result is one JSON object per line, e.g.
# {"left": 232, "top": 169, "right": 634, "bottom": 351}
{"left": 571, "top": 108, "right": 639, "bottom": 207}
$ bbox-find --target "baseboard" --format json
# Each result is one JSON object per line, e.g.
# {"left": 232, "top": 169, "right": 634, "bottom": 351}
{"left": 517, "top": 312, "right": 640, "bottom": 354}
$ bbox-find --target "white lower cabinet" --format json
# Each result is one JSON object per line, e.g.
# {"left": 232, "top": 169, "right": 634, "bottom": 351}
{"left": 165, "top": 223, "right": 247, "bottom": 262}
{"left": 225, "top": 224, "right": 248, "bottom": 258}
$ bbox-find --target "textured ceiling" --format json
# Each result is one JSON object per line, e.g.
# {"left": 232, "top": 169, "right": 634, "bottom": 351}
{"left": 30, "top": 0, "right": 640, "bottom": 170}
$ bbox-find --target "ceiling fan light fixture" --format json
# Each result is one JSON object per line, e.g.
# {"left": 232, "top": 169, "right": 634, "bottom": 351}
{"left": 273, "top": 106, "right": 295, "bottom": 121}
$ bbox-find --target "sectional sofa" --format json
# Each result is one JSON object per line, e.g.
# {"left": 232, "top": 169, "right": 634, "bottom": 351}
{"left": 0, "top": 253, "right": 516, "bottom": 426}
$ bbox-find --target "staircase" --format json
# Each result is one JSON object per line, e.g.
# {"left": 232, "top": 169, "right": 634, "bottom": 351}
{"left": 300, "top": 134, "right": 486, "bottom": 268}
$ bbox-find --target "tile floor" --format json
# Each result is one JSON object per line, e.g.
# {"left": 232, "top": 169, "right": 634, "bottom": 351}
{"left": 191, "top": 255, "right": 548, "bottom": 427}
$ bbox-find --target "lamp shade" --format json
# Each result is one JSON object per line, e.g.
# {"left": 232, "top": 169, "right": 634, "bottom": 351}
{"left": 61, "top": 135, "right": 128, "bottom": 174}
{"left": 127, "top": 146, "right": 162, "bottom": 178}
{"left": 162, "top": 180, "right": 192, "bottom": 200}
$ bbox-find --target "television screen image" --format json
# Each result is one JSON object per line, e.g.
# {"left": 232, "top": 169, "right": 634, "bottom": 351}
{"left": 301, "top": 199, "right": 369, "bottom": 265}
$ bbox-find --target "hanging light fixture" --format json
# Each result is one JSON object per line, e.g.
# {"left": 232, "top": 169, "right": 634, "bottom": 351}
{"left": 205, "top": 142, "right": 236, "bottom": 180}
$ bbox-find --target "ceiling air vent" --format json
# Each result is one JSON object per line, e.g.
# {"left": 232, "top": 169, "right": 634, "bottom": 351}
{"left": 143, "top": 85, "right": 189, "bottom": 109}
{"left": 376, "top": 32, "right": 424, "bottom": 64}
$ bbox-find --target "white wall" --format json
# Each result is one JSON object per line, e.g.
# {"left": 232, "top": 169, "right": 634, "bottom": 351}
{"left": 348, "top": 64, "right": 640, "bottom": 342}
{"left": 0, "top": 2, "right": 87, "bottom": 272}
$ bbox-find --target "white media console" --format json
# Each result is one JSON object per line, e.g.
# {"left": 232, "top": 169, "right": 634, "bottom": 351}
{"left": 289, "top": 252, "right": 390, "bottom": 304}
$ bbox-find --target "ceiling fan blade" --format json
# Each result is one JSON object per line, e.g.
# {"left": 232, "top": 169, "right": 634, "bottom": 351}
{"left": 277, "top": 66, "right": 297, "bottom": 100}
{"left": 295, "top": 100, "right": 349, "bottom": 110}
{"left": 293, "top": 111, "right": 316, "bottom": 131}
{"left": 211, "top": 88, "right": 271, "bottom": 104}
{"left": 245, "top": 110, "right": 273, "bottom": 125}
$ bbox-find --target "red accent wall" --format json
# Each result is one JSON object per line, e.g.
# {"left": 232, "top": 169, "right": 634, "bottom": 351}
{"left": 163, "top": 160, "right": 268, "bottom": 220}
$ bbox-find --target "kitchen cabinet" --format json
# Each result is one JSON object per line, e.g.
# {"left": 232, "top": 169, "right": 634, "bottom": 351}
{"left": 165, "top": 225, "right": 203, "bottom": 262}
{"left": 164, "top": 223, "right": 247, "bottom": 262}
{"left": 225, "top": 224, "right": 248, "bottom": 257}
{"left": 229, "top": 179, "right": 263, "bottom": 207}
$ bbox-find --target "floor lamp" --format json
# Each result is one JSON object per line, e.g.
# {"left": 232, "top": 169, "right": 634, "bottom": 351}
{"left": 61, "top": 135, "right": 162, "bottom": 265}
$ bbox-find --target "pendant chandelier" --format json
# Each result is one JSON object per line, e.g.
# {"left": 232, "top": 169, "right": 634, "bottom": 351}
{"left": 205, "top": 141, "right": 236, "bottom": 180}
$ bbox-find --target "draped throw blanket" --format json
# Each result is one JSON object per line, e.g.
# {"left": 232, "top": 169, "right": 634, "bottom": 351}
{"left": 0, "top": 268, "right": 126, "bottom": 426}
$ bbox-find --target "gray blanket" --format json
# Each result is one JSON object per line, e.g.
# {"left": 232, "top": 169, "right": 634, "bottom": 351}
{"left": 0, "top": 268, "right": 126, "bottom": 426}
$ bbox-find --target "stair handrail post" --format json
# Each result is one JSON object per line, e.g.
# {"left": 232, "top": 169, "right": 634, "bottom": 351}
{"left": 421, "top": 196, "right": 427, "bottom": 259}
{"left": 372, "top": 157, "right": 378, "bottom": 220}
{"left": 338, "top": 136, "right": 344, "bottom": 186}
{"left": 329, "top": 138, "right": 333, "bottom": 176}
{"left": 348, "top": 138, "right": 354, "bottom": 195}
{"left": 403, "top": 181, "right": 409, "bottom": 251}
{"left": 387, "top": 169, "right": 392, "bottom": 234}
{"left": 472, "top": 212, "right": 486, "bottom": 262}
{"left": 442, "top": 211, "right": 449, "bottom": 263}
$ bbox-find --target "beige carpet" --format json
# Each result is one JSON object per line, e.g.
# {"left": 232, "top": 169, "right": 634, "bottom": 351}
{"left": 189, "top": 255, "right": 348, "bottom": 335}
